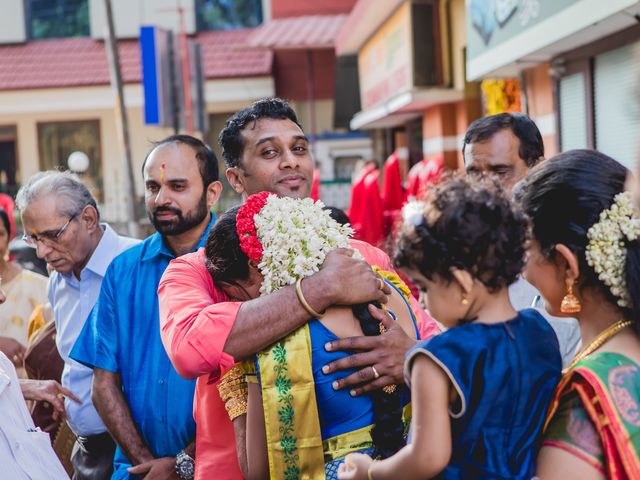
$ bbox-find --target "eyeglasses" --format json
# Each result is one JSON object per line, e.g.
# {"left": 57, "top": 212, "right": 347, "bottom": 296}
{"left": 22, "top": 213, "right": 78, "bottom": 248}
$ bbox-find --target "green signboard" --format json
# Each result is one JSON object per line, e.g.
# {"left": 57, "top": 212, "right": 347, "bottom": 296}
{"left": 466, "top": 0, "right": 578, "bottom": 61}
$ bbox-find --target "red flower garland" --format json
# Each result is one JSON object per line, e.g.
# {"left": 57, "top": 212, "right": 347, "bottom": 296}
{"left": 236, "top": 191, "right": 273, "bottom": 262}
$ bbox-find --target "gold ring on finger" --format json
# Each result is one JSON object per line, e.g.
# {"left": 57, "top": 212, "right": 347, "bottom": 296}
{"left": 371, "top": 366, "right": 380, "bottom": 379}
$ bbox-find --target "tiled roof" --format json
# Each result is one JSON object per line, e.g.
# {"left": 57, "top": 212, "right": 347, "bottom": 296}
{"left": 247, "top": 14, "right": 347, "bottom": 49}
{"left": 197, "top": 29, "right": 273, "bottom": 78}
{"left": 0, "top": 29, "right": 272, "bottom": 91}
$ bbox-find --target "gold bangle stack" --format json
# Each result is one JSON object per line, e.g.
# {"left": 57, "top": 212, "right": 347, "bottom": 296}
{"left": 295, "top": 278, "right": 326, "bottom": 318}
{"left": 217, "top": 365, "right": 248, "bottom": 421}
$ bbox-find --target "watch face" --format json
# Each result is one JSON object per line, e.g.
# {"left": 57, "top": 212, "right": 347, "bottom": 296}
{"left": 177, "top": 457, "right": 194, "bottom": 479}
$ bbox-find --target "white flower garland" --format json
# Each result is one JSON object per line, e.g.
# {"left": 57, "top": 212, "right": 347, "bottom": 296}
{"left": 585, "top": 191, "right": 640, "bottom": 307}
{"left": 253, "top": 196, "right": 356, "bottom": 295}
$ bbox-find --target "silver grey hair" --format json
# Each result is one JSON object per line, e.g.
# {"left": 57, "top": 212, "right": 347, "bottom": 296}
{"left": 16, "top": 170, "right": 99, "bottom": 219}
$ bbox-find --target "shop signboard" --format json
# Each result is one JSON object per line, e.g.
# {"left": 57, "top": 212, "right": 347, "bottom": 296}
{"left": 466, "top": 0, "right": 638, "bottom": 80}
{"left": 358, "top": 3, "right": 413, "bottom": 110}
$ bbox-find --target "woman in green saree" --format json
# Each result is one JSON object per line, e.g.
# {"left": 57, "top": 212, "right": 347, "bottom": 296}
{"left": 518, "top": 149, "right": 640, "bottom": 479}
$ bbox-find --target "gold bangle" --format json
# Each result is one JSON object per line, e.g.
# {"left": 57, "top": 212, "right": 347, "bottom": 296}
{"left": 295, "top": 278, "right": 325, "bottom": 318}
{"left": 367, "top": 460, "right": 377, "bottom": 480}
{"left": 225, "top": 397, "right": 248, "bottom": 420}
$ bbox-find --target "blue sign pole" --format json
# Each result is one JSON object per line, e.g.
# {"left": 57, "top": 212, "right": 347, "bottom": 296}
{"left": 140, "top": 26, "right": 160, "bottom": 125}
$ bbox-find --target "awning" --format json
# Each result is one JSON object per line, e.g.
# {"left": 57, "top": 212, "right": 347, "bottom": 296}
{"left": 350, "top": 87, "right": 464, "bottom": 130}
{"left": 246, "top": 14, "right": 347, "bottom": 50}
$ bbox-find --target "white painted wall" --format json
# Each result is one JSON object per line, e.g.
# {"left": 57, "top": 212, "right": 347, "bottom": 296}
{"left": 0, "top": 0, "right": 26, "bottom": 43}
{"left": 0, "top": 75, "right": 274, "bottom": 223}
{"left": 89, "top": 0, "right": 197, "bottom": 39}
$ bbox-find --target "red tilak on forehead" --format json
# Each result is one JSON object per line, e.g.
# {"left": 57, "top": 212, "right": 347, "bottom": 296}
{"left": 160, "top": 162, "right": 166, "bottom": 182}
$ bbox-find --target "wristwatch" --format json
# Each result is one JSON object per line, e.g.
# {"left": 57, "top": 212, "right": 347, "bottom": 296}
{"left": 175, "top": 450, "right": 195, "bottom": 480}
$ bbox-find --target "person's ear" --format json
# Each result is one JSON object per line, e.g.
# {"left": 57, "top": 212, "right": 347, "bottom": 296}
{"left": 205, "top": 180, "right": 222, "bottom": 210}
{"left": 226, "top": 167, "right": 246, "bottom": 195}
{"left": 554, "top": 244, "right": 580, "bottom": 283}
{"left": 450, "top": 268, "right": 474, "bottom": 295}
{"left": 79, "top": 205, "right": 99, "bottom": 233}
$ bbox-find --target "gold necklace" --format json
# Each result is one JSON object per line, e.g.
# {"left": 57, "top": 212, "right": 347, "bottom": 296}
{"left": 567, "top": 319, "right": 633, "bottom": 371}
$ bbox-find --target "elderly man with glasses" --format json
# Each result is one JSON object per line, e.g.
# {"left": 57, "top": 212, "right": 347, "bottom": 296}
{"left": 16, "top": 171, "right": 139, "bottom": 480}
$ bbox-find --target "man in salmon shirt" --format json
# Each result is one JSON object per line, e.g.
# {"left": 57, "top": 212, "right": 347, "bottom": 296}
{"left": 158, "top": 98, "right": 440, "bottom": 479}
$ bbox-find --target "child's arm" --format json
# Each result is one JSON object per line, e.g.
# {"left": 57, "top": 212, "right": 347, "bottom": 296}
{"left": 339, "top": 353, "right": 452, "bottom": 480}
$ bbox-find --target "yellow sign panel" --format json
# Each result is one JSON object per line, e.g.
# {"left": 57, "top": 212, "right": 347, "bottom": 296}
{"left": 358, "top": 2, "right": 413, "bottom": 110}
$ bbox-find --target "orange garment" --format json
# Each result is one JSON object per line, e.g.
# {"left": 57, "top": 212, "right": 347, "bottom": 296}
{"left": 348, "top": 165, "right": 385, "bottom": 247}
{"left": 158, "top": 243, "right": 439, "bottom": 479}
{"left": 406, "top": 156, "right": 444, "bottom": 200}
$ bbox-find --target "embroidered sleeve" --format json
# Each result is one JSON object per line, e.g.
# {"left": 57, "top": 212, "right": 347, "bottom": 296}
{"left": 543, "top": 391, "right": 605, "bottom": 474}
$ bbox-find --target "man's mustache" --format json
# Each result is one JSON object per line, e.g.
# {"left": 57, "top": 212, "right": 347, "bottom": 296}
{"left": 152, "top": 206, "right": 182, "bottom": 217}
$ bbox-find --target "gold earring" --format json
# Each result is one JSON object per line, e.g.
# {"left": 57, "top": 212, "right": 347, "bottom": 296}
{"left": 461, "top": 294, "right": 469, "bottom": 306}
{"left": 560, "top": 279, "right": 581, "bottom": 313}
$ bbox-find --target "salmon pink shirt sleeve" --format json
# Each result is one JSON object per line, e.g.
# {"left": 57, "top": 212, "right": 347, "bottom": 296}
{"left": 158, "top": 249, "right": 240, "bottom": 380}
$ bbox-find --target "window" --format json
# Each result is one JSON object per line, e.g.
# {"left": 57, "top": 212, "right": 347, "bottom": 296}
{"left": 26, "top": 0, "right": 90, "bottom": 40}
{"left": 559, "top": 72, "right": 588, "bottom": 151}
{"left": 196, "top": 0, "right": 263, "bottom": 31}
{"left": 594, "top": 42, "right": 640, "bottom": 170}
{"left": 37, "top": 120, "right": 103, "bottom": 202}
{"left": 0, "top": 126, "right": 18, "bottom": 197}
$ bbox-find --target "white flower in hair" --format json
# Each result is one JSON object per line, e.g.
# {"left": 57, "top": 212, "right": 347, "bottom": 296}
{"left": 402, "top": 201, "right": 425, "bottom": 226}
{"left": 253, "top": 196, "right": 359, "bottom": 296}
{"left": 585, "top": 192, "right": 640, "bottom": 307}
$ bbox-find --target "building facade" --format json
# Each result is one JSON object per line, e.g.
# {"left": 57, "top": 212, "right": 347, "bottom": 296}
{"left": 0, "top": 0, "right": 366, "bottom": 229}
{"left": 336, "top": 0, "right": 482, "bottom": 178}
{"left": 466, "top": 0, "right": 640, "bottom": 167}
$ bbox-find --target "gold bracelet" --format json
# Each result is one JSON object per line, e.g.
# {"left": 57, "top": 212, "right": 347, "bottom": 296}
{"left": 295, "top": 278, "right": 325, "bottom": 318}
{"left": 367, "top": 460, "right": 377, "bottom": 480}
{"left": 218, "top": 366, "right": 248, "bottom": 404}
{"left": 225, "top": 396, "right": 248, "bottom": 420}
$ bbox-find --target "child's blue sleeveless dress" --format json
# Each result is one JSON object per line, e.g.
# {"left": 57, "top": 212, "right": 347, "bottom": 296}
{"left": 405, "top": 309, "right": 562, "bottom": 479}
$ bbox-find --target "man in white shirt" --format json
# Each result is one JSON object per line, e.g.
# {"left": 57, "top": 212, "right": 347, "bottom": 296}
{"left": 463, "top": 113, "right": 581, "bottom": 367}
{"left": 0, "top": 278, "right": 69, "bottom": 480}
{"left": 0, "top": 351, "right": 70, "bottom": 480}
{"left": 16, "top": 171, "right": 139, "bottom": 479}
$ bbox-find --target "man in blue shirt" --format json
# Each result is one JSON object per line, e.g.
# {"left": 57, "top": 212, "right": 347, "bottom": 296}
{"left": 17, "top": 170, "right": 139, "bottom": 480}
{"left": 71, "top": 135, "right": 222, "bottom": 480}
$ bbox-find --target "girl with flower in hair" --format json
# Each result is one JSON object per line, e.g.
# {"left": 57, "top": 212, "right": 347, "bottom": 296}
{"left": 517, "top": 150, "right": 640, "bottom": 480}
{"left": 206, "top": 192, "right": 420, "bottom": 479}
{"left": 339, "top": 175, "right": 562, "bottom": 479}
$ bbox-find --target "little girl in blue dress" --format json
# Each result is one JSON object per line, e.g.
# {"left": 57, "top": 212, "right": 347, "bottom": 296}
{"left": 339, "top": 175, "right": 562, "bottom": 479}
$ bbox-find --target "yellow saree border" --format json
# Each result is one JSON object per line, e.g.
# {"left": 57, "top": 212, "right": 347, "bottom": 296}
{"left": 323, "top": 405, "right": 413, "bottom": 465}
{"left": 323, "top": 425, "right": 374, "bottom": 462}
{"left": 258, "top": 324, "right": 326, "bottom": 480}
